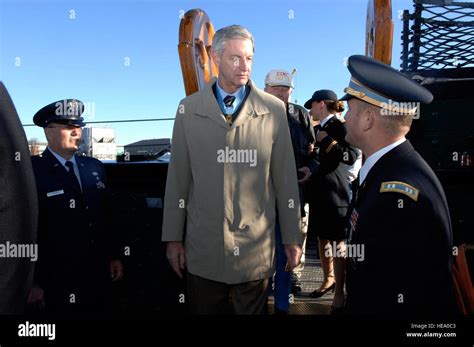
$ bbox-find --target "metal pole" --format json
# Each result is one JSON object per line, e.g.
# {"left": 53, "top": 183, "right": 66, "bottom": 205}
{"left": 401, "top": 10, "right": 410, "bottom": 71}
{"left": 411, "top": 2, "right": 423, "bottom": 70}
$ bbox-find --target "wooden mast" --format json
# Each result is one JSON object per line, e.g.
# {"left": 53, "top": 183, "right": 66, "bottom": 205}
{"left": 366, "top": 0, "right": 394, "bottom": 64}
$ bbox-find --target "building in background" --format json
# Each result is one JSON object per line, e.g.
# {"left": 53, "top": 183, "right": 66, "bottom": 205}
{"left": 123, "top": 138, "right": 171, "bottom": 160}
{"left": 116, "top": 145, "right": 125, "bottom": 156}
{"left": 28, "top": 138, "right": 47, "bottom": 155}
{"left": 80, "top": 126, "right": 117, "bottom": 160}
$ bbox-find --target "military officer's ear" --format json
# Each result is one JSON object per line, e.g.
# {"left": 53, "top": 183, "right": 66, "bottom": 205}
{"left": 360, "top": 103, "right": 377, "bottom": 132}
{"left": 44, "top": 127, "right": 53, "bottom": 140}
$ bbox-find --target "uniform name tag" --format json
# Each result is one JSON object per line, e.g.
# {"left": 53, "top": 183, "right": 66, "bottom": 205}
{"left": 380, "top": 181, "right": 419, "bottom": 201}
{"left": 47, "top": 190, "right": 64, "bottom": 197}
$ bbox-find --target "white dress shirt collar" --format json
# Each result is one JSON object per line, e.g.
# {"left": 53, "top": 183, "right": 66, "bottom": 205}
{"left": 320, "top": 114, "right": 335, "bottom": 128}
{"left": 359, "top": 137, "right": 406, "bottom": 184}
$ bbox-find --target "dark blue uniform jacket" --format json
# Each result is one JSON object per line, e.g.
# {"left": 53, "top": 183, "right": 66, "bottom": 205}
{"left": 31, "top": 149, "right": 118, "bottom": 310}
{"left": 346, "top": 140, "right": 457, "bottom": 317}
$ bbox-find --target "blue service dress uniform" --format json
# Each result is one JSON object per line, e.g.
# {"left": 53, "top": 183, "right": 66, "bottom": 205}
{"left": 31, "top": 149, "right": 116, "bottom": 312}
{"left": 345, "top": 140, "right": 458, "bottom": 317}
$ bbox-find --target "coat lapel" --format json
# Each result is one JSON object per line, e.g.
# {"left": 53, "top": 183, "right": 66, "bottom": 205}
{"left": 194, "top": 78, "right": 230, "bottom": 130}
{"left": 41, "top": 149, "right": 68, "bottom": 181}
{"left": 359, "top": 140, "right": 414, "bottom": 199}
{"left": 321, "top": 115, "right": 336, "bottom": 131}
{"left": 41, "top": 149, "right": 83, "bottom": 195}
{"left": 231, "top": 80, "right": 270, "bottom": 129}
{"left": 76, "top": 155, "right": 90, "bottom": 194}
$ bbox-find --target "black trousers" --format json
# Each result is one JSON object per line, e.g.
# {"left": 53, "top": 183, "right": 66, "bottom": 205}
{"left": 186, "top": 272, "right": 269, "bottom": 315}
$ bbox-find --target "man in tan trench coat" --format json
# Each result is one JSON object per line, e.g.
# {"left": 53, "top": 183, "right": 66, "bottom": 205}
{"left": 162, "top": 25, "right": 304, "bottom": 314}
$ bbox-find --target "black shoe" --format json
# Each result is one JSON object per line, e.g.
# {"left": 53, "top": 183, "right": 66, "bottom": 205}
{"left": 291, "top": 283, "right": 302, "bottom": 294}
{"left": 290, "top": 273, "right": 302, "bottom": 294}
{"left": 309, "top": 283, "right": 335, "bottom": 298}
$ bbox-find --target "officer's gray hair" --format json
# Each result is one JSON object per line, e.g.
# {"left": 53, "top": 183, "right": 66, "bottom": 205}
{"left": 212, "top": 25, "right": 255, "bottom": 55}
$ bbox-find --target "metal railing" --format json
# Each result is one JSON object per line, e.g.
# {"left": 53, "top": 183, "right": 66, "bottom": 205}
{"left": 401, "top": 0, "right": 474, "bottom": 71}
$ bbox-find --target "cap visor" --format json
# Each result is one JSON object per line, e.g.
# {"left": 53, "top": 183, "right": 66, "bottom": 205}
{"left": 55, "top": 120, "right": 85, "bottom": 127}
{"left": 304, "top": 99, "right": 313, "bottom": 109}
{"left": 268, "top": 83, "right": 292, "bottom": 88}
{"left": 339, "top": 94, "right": 353, "bottom": 101}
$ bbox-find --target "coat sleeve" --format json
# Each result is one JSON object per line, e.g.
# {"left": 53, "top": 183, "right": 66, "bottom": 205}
{"left": 318, "top": 121, "right": 357, "bottom": 174}
{"left": 271, "top": 106, "right": 304, "bottom": 245}
{"left": 301, "top": 107, "right": 316, "bottom": 143}
{"left": 31, "top": 159, "right": 47, "bottom": 290}
{"left": 301, "top": 110, "right": 319, "bottom": 174}
{"left": 162, "top": 101, "right": 192, "bottom": 242}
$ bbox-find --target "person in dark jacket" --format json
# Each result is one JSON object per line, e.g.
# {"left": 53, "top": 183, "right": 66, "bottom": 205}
{"left": 305, "top": 90, "right": 358, "bottom": 312}
{"left": 0, "top": 83, "right": 38, "bottom": 314}
{"left": 264, "top": 69, "right": 317, "bottom": 313}
{"left": 27, "top": 99, "right": 123, "bottom": 313}
{"left": 342, "top": 55, "right": 457, "bottom": 317}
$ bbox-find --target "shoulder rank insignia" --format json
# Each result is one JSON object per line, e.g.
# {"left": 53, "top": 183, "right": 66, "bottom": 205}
{"left": 326, "top": 140, "right": 338, "bottom": 153}
{"left": 380, "top": 181, "right": 419, "bottom": 201}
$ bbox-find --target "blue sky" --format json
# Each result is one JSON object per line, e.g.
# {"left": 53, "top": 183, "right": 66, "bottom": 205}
{"left": 1, "top": 0, "right": 416, "bottom": 145}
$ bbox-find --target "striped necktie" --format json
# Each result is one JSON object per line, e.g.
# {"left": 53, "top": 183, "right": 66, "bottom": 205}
{"left": 223, "top": 95, "right": 236, "bottom": 108}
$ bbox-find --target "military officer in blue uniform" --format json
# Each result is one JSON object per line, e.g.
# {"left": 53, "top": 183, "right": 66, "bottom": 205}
{"left": 341, "top": 55, "right": 458, "bottom": 317}
{"left": 27, "top": 99, "right": 123, "bottom": 313}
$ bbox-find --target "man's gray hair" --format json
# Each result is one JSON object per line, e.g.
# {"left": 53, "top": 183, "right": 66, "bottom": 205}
{"left": 212, "top": 25, "right": 255, "bottom": 55}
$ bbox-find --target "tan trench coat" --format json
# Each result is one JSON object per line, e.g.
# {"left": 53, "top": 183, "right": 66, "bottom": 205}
{"left": 162, "top": 79, "right": 303, "bottom": 284}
